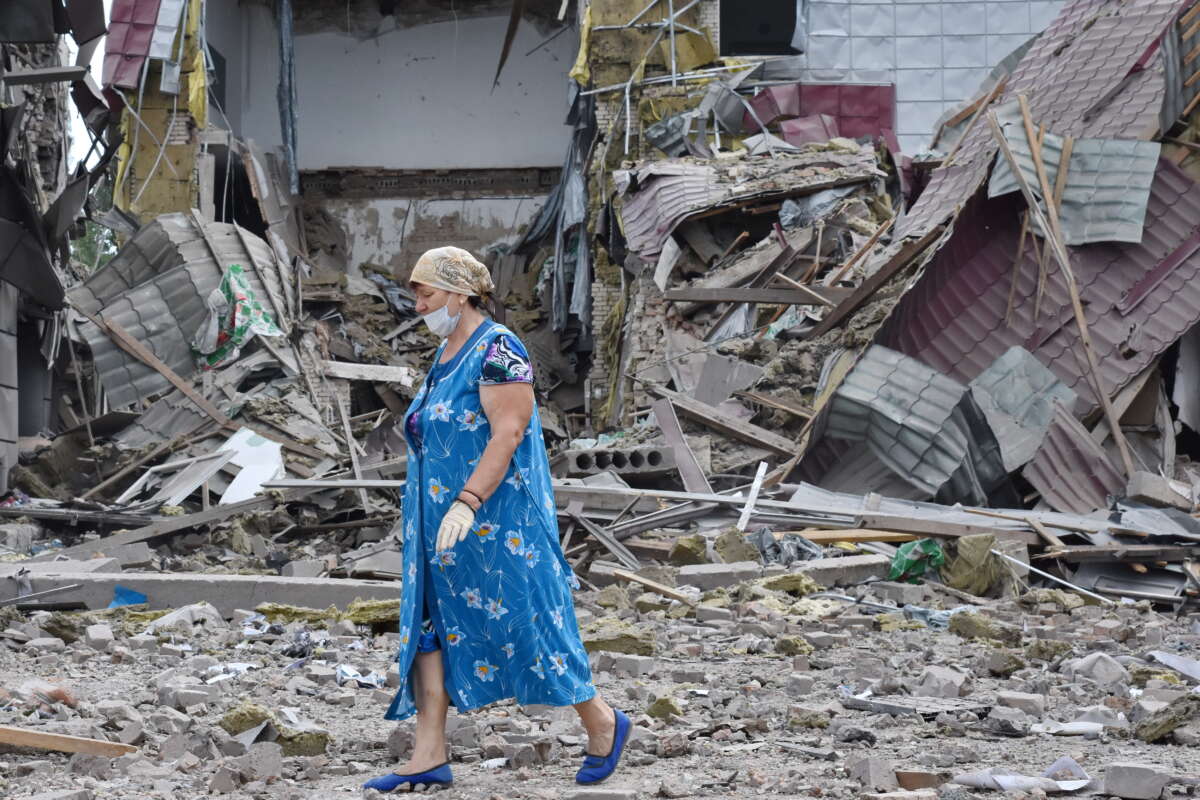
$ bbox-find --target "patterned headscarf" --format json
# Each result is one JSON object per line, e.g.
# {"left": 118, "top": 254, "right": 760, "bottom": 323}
{"left": 409, "top": 246, "right": 495, "bottom": 298}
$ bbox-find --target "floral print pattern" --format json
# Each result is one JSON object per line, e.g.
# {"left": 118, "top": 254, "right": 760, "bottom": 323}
{"left": 385, "top": 321, "right": 595, "bottom": 723}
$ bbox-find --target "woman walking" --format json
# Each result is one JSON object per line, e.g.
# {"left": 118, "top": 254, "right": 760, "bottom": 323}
{"left": 365, "top": 247, "right": 630, "bottom": 792}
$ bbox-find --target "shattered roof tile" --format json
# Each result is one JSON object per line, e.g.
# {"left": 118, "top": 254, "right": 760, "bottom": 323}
{"left": 1022, "top": 402, "right": 1125, "bottom": 513}
{"left": 878, "top": 159, "right": 1200, "bottom": 416}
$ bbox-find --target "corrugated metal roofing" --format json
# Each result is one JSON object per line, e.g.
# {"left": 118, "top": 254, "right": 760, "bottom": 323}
{"left": 69, "top": 213, "right": 289, "bottom": 410}
{"left": 1022, "top": 402, "right": 1125, "bottom": 513}
{"left": 987, "top": 100, "right": 1162, "bottom": 245}
{"left": 616, "top": 146, "right": 880, "bottom": 262}
{"left": 896, "top": 0, "right": 1179, "bottom": 241}
{"left": 877, "top": 159, "right": 1200, "bottom": 416}
{"left": 968, "top": 345, "right": 1077, "bottom": 472}
{"left": 810, "top": 344, "right": 1008, "bottom": 505}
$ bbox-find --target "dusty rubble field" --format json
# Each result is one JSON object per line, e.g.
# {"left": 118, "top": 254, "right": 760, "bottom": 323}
{"left": 5, "top": 580, "right": 1200, "bottom": 800}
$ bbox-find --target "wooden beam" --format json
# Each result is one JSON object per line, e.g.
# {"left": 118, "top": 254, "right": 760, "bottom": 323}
{"left": 1182, "top": 1, "right": 1200, "bottom": 29}
{"left": 772, "top": 273, "right": 837, "bottom": 307}
{"left": 856, "top": 513, "right": 1041, "bottom": 545}
{"left": 646, "top": 385, "right": 798, "bottom": 456}
{"left": 826, "top": 216, "right": 895, "bottom": 286}
{"left": 802, "top": 226, "right": 945, "bottom": 340}
{"left": 736, "top": 390, "right": 814, "bottom": 420}
{"left": 610, "top": 568, "right": 696, "bottom": 605}
{"left": 995, "top": 101, "right": 1135, "bottom": 477}
{"left": 1034, "top": 544, "right": 1200, "bottom": 563}
{"left": 651, "top": 397, "right": 714, "bottom": 494}
{"left": 788, "top": 528, "right": 918, "bottom": 543}
{"left": 0, "top": 724, "right": 137, "bottom": 757}
{"left": 663, "top": 286, "right": 851, "bottom": 305}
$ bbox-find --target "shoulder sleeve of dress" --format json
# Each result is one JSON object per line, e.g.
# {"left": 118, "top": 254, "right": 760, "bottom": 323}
{"left": 478, "top": 333, "right": 535, "bottom": 386}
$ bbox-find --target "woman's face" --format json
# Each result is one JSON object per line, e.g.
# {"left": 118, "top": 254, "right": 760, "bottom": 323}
{"left": 412, "top": 283, "right": 464, "bottom": 316}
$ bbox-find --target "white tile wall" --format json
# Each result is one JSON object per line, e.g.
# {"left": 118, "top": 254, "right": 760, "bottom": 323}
{"left": 802, "top": 0, "right": 1063, "bottom": 151}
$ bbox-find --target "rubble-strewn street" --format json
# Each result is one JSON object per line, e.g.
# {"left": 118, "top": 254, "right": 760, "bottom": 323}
{"left": 10, "top": 0, "right": 1200, "bottom": 797}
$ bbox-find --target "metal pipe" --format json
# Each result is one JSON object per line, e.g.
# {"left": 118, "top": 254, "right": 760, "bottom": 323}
{"left": 668, "top": 0, "right": 677, "bottom": 86}
{"left": 990, "top": 548, "right": 1116, "bottom": 606}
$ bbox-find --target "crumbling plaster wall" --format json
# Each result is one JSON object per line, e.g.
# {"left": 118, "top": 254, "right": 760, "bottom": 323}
{"left": 234, "top": 4, "right": 579, "bottom": 170}
{"left": 311, "top": 196, "right": 547, "bottom": 280}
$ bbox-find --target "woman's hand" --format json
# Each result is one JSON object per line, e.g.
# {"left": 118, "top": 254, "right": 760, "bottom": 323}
{"left": 436, "top": 500, "right": 476, "bottom": 551}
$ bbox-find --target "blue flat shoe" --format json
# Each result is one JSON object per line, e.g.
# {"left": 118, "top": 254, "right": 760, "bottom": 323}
{"left": 362, "top": 762, "right": 453, "bottom": 792}
{"left": 575, "top": 709, "right": 631, "bottom": 785}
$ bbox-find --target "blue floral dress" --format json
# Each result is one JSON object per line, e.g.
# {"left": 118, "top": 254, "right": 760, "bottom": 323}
{"left": 384, "top": 320, "right": 596, "bottom": 721}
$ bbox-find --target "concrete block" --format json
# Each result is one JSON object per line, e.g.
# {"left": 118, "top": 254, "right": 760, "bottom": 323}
{"left": 996, "top": 690, "right": 1046, "bottom": 716}
{"left": 870, "top": 580, "right": 926, "bottom": 606}
{"left": 848, "top": 755, "right": 898, "bottom": 791}
{"left": 281, "top": 560, "right": 326, "bottom": 578}
{"left": 84, "top": 624, "right": 114, "bottom": 651}
{"left": 914, "top": 665, "right": 969, "bottom": 698}
{"left": 0, "top": 522, "right": 39, "bottom": 553}
{"left": 1103, "top": 762, "right": 1170, "bottom": 799}
{"left": 793, "top": 554, "right": 891, "bottom": 587}
{"left": 568, "top": 790, "right": 640, "bottom": 800}
{"left": 695, "top": 605, "right": 732, "bottom": 622}
{"left": 7, "top": 570, "right": 400, "bottom": 615}
{"left": 676, "top": 561, "right": 761, "bottom": 591}
{"left": 1127, "top": 471, "right": 1192, "bottom": 511}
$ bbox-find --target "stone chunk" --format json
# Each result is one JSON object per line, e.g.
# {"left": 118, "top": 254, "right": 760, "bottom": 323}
{"left": 1103, "top": 762, "right": 1171, "bottom": 799}
{"left": 793, "top": 554, "right": 890, "bottom": 587}
{"left": 948, "top": 611, "right": 1021, "bottom": 645}
{"left": 863, "top": 792, "right": 937, "bottom": 800}
{"left": 281, "top": 560, "right": 326, "bottom": 578}
{"left": 568, "top": 790, "right": 640, "bottom": 800}
{"left": 668, "top": 534, "right": 708, "bottom": 566}
{"left": 1135, "top": 693, "right": 1200, "bottom": 742}
{"left": 1066, "top": 652, "right": 1130, "bottom": 687}
{"left": 580, "top": 619, "right": 656, "bottom": 656}
{"left": 25, "top": 637, "right": 66, "bottom": 653}
{"left": 1126, "top": 471, "right": 1192, "bottom": 511}
{"left": 848, "top": 755, "right": 898, "bottom": 792}
{"left": 676, "top": 561, "right": 761, "bottom": 591}
{"left": 871, "top": 581, "right": 926, "bottom": 606}
{"left": 996, "top": 691, "right": 1046, "bottom": 717}
{"left": 914, "top": 665, "right": 969, "bottom": 698}
{"left": 24, "top": 791, "right": 94, "bottom": 800}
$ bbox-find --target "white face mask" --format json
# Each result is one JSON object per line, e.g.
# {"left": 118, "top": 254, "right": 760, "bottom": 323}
{"left": 422, "top": 300, "right": 461, "bottom": 338}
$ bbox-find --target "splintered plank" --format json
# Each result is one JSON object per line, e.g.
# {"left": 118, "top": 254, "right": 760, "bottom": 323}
{"left": 0, "top": 724, "right": 137, "bottom": 757}
{"left": 788, "top": 528, "right": 918, "bottom": 544}
{"left": 647, "top": 386, "right": 797, "bottom": 456}
{"left": 611, "top": 568, "right": 696, "bottom": 605}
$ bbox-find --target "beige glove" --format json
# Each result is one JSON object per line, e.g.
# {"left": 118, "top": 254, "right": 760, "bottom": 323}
{"left": 436, "top": 500, "right": 476, "bottom": 552}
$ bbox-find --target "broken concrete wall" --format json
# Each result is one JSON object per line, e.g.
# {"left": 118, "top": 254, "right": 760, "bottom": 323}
{"left": 233, "top": 4, "right": 578, "bottom": 170}
{"left": 307, "top": 195, "right": 550, "bottom": 280}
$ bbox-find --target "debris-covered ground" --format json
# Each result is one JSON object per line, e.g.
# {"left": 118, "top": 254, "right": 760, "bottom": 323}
{"left": 10, "top": 560, "right": 1200, "bottom": 799}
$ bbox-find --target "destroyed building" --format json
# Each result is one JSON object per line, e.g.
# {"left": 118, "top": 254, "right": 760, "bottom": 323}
{"left": 11, "top": 0, "right": 1200, "bottom": 797}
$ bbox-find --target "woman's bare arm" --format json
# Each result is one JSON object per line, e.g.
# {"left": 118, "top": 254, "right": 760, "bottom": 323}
{"left": 461, "top": 382, "right": 535, "bottom": 503}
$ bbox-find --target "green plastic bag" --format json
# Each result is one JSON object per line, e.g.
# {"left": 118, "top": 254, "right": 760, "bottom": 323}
{"left": 887, "top": 538, "right": 945, "bottom": 584}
